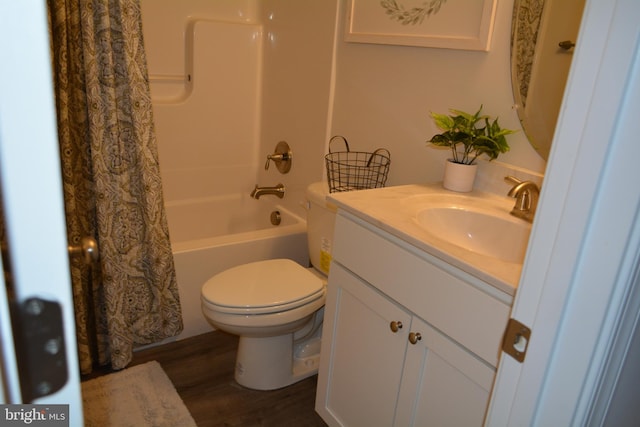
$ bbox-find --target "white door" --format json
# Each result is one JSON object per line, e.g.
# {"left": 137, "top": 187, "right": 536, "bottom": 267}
{"left": 0, "top": 0, "right": 83, "bottom": 423}
{"left": 486, "top": 0, "right": 640, "bottom": 424}
{"left": 316, "top": 263, "right": 410, "bottom": 427}
{"left": 394, "top": 316, "right": 495, "bottom": 427}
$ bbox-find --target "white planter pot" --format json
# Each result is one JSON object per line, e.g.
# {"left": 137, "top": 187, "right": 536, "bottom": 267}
{"left": 442, "top": 159, "right": 478, "bottom": 192}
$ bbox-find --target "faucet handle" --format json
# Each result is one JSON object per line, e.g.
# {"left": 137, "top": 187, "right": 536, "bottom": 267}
{"left": 505, "top": 175, "right": 522, "bottom": 185}
{"left": 264, "top": 141, "right": 292, "bottom": 173}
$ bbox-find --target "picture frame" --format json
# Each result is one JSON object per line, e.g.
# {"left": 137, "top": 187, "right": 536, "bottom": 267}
{"left": 345, "top": 0, "right": 498, "bottom": 51}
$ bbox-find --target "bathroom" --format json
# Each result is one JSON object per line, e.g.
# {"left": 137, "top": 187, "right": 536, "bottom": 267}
{"left": 138, "top": 0, "right": 640, "bottom": 423}
{"left": 142, "top": 0, "right": 545, "bottom": 342}
{"left": 1, "top": 0, "right": 638, "bottom": 424}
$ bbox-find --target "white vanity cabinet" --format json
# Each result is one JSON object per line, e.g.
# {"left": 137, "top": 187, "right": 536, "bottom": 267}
{"left": 316, "top": 212, "right": 512, "bottom": 427}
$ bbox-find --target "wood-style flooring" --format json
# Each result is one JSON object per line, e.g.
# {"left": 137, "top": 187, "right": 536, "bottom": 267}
{"left": 84, "top": 331, "right": 328, "bottom": 427}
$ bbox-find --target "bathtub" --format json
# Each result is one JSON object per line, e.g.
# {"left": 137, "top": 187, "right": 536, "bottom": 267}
{"left": 165, "top": 194, "right": 309, "bottom": 339}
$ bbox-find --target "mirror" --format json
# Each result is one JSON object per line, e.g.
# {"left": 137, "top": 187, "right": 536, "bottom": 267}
{"left": 511, "top": 0, "right": 585, "bottom": 160}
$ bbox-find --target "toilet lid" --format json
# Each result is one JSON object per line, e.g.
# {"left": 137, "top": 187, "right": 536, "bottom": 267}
{"left": 202, "top": 259, "right": 325, "bottom": 314}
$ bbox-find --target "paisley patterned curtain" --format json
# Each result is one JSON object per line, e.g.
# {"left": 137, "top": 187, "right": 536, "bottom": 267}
{"left": 48, "top": 0, "right": 183, "bottom": 374}
{"left": 511, "top": 0, "right": 545, "bottom": 107}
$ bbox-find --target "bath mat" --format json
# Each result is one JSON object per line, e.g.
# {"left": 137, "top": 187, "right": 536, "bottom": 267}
{"left": 81, "top": 361, "right": 197, "bottom": 427}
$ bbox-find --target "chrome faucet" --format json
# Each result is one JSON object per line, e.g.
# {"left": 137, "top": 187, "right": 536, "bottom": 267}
{"left": 250, "top": 183, "right": 285, "bottom": 199}
{"left": 505, "top": 176, "right": 540, "bottom": 223}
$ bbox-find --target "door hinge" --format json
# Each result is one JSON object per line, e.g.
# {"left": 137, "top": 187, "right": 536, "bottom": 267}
{"left": 502, "top": 318, "right": 531, "bottom": 363}
{"left": 12, "top": 297, "right": 68, "bottom": 402}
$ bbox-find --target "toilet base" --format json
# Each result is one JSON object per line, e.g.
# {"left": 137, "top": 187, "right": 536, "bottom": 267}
{"left": 235, "top": 333, "right": 320, "bottom": 390}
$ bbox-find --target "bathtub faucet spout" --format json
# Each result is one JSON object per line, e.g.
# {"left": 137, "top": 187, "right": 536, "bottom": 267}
{"left": 250, "top": 183, "right": 285, "bottom": 199}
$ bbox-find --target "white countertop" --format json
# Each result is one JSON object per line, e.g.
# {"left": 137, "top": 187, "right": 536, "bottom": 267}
{"left": 328, "top": 183, "right": 529, "bottom": 296}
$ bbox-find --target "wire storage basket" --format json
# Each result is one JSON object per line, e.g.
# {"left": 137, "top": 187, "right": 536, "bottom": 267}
{"left": 325, "top": 135, "right": 391, "bottom": 193}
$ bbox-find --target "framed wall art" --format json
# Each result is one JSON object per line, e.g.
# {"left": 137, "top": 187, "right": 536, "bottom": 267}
{"left": 345, "top": 0, "right": 498, "bottom": 51}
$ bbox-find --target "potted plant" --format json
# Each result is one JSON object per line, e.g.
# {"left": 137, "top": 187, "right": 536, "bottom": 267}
{"left": 428, "top": 105, "right": 516, "bottom": 192}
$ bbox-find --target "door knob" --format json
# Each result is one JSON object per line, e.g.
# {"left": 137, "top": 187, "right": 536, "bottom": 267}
{"left": 408, "top": 332, "right": 422, "bottom": 345}
{"left": 68, "top": 236, "right": 98, "bottom": 265}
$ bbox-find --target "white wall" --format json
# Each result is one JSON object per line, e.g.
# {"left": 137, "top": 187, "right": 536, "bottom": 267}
{"left": 142, "top": 0, "right": 545, "bottom": 208}
{"left": 331, "top": 0, "right": 546, "bottom": 189}
{"left": 257, "top": 0, "right": 339, "bottom": 215}
{"left": 141, "top": 0, "right": 338, "bottom": 215}
{"left": 141, "top": 1, "right": 262, "bottom": 203}
{"left": 141, "top": 0, "right": 259, "bottom": 76}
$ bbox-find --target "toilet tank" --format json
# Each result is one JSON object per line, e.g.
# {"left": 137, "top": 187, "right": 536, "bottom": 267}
{"left": 305, "top": 182, "right": 337, "bottom": 276}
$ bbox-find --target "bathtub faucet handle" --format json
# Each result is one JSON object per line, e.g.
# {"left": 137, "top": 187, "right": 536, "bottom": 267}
{"left": 264, "top": 141, "right": 292, "bottom": 174}
{"left": 264, "top": 154, "right": 286, "bottom": 170}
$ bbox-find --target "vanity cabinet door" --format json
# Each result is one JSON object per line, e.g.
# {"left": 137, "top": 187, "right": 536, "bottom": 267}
{"left": 393, "top": 316, "right": 496, "bottom": 427}
{"left": 316, "top": 263, "right": 411, "bottom": 427}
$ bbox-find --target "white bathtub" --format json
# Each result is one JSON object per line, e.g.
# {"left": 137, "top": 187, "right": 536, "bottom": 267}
{"left": 165, "top": 194, "right": 309, "bottom": 339}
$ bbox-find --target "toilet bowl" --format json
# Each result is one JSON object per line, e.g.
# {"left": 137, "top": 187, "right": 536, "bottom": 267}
{"left": 201, "top": 182, "right": 335, "bottom": 390}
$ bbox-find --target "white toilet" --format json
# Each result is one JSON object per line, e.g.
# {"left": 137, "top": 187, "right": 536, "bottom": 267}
{"left": 201, "top": 182, "right": 336, "bottom": 390}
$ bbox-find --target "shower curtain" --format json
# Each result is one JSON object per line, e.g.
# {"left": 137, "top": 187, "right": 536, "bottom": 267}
{"left": 48, "top": 0, "right": 183, "bottom": 374}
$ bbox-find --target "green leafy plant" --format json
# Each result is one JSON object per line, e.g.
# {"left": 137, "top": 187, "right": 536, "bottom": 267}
{"left": 428, "top": 105, "right": 516, "bottom": 165}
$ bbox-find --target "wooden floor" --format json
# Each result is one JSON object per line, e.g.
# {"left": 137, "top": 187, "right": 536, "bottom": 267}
{"left": 85, "top": 331, "right": 328, "bottom": 427}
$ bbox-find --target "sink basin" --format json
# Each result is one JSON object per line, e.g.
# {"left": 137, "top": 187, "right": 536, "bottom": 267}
{"left": 415, "top": 205, "right": 531, "bottom": 264}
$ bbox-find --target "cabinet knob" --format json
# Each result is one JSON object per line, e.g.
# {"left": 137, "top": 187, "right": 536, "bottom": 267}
{"left": 389, "top": 321, "right": 403, "bottom": 333}
{"left": 408, "top": 332, "right": 422, "bottom": 345}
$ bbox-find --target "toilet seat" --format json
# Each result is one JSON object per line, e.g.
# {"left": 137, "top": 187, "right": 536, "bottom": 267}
{"left": 202, "top": 259, "right": 324, "bottom": 315}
